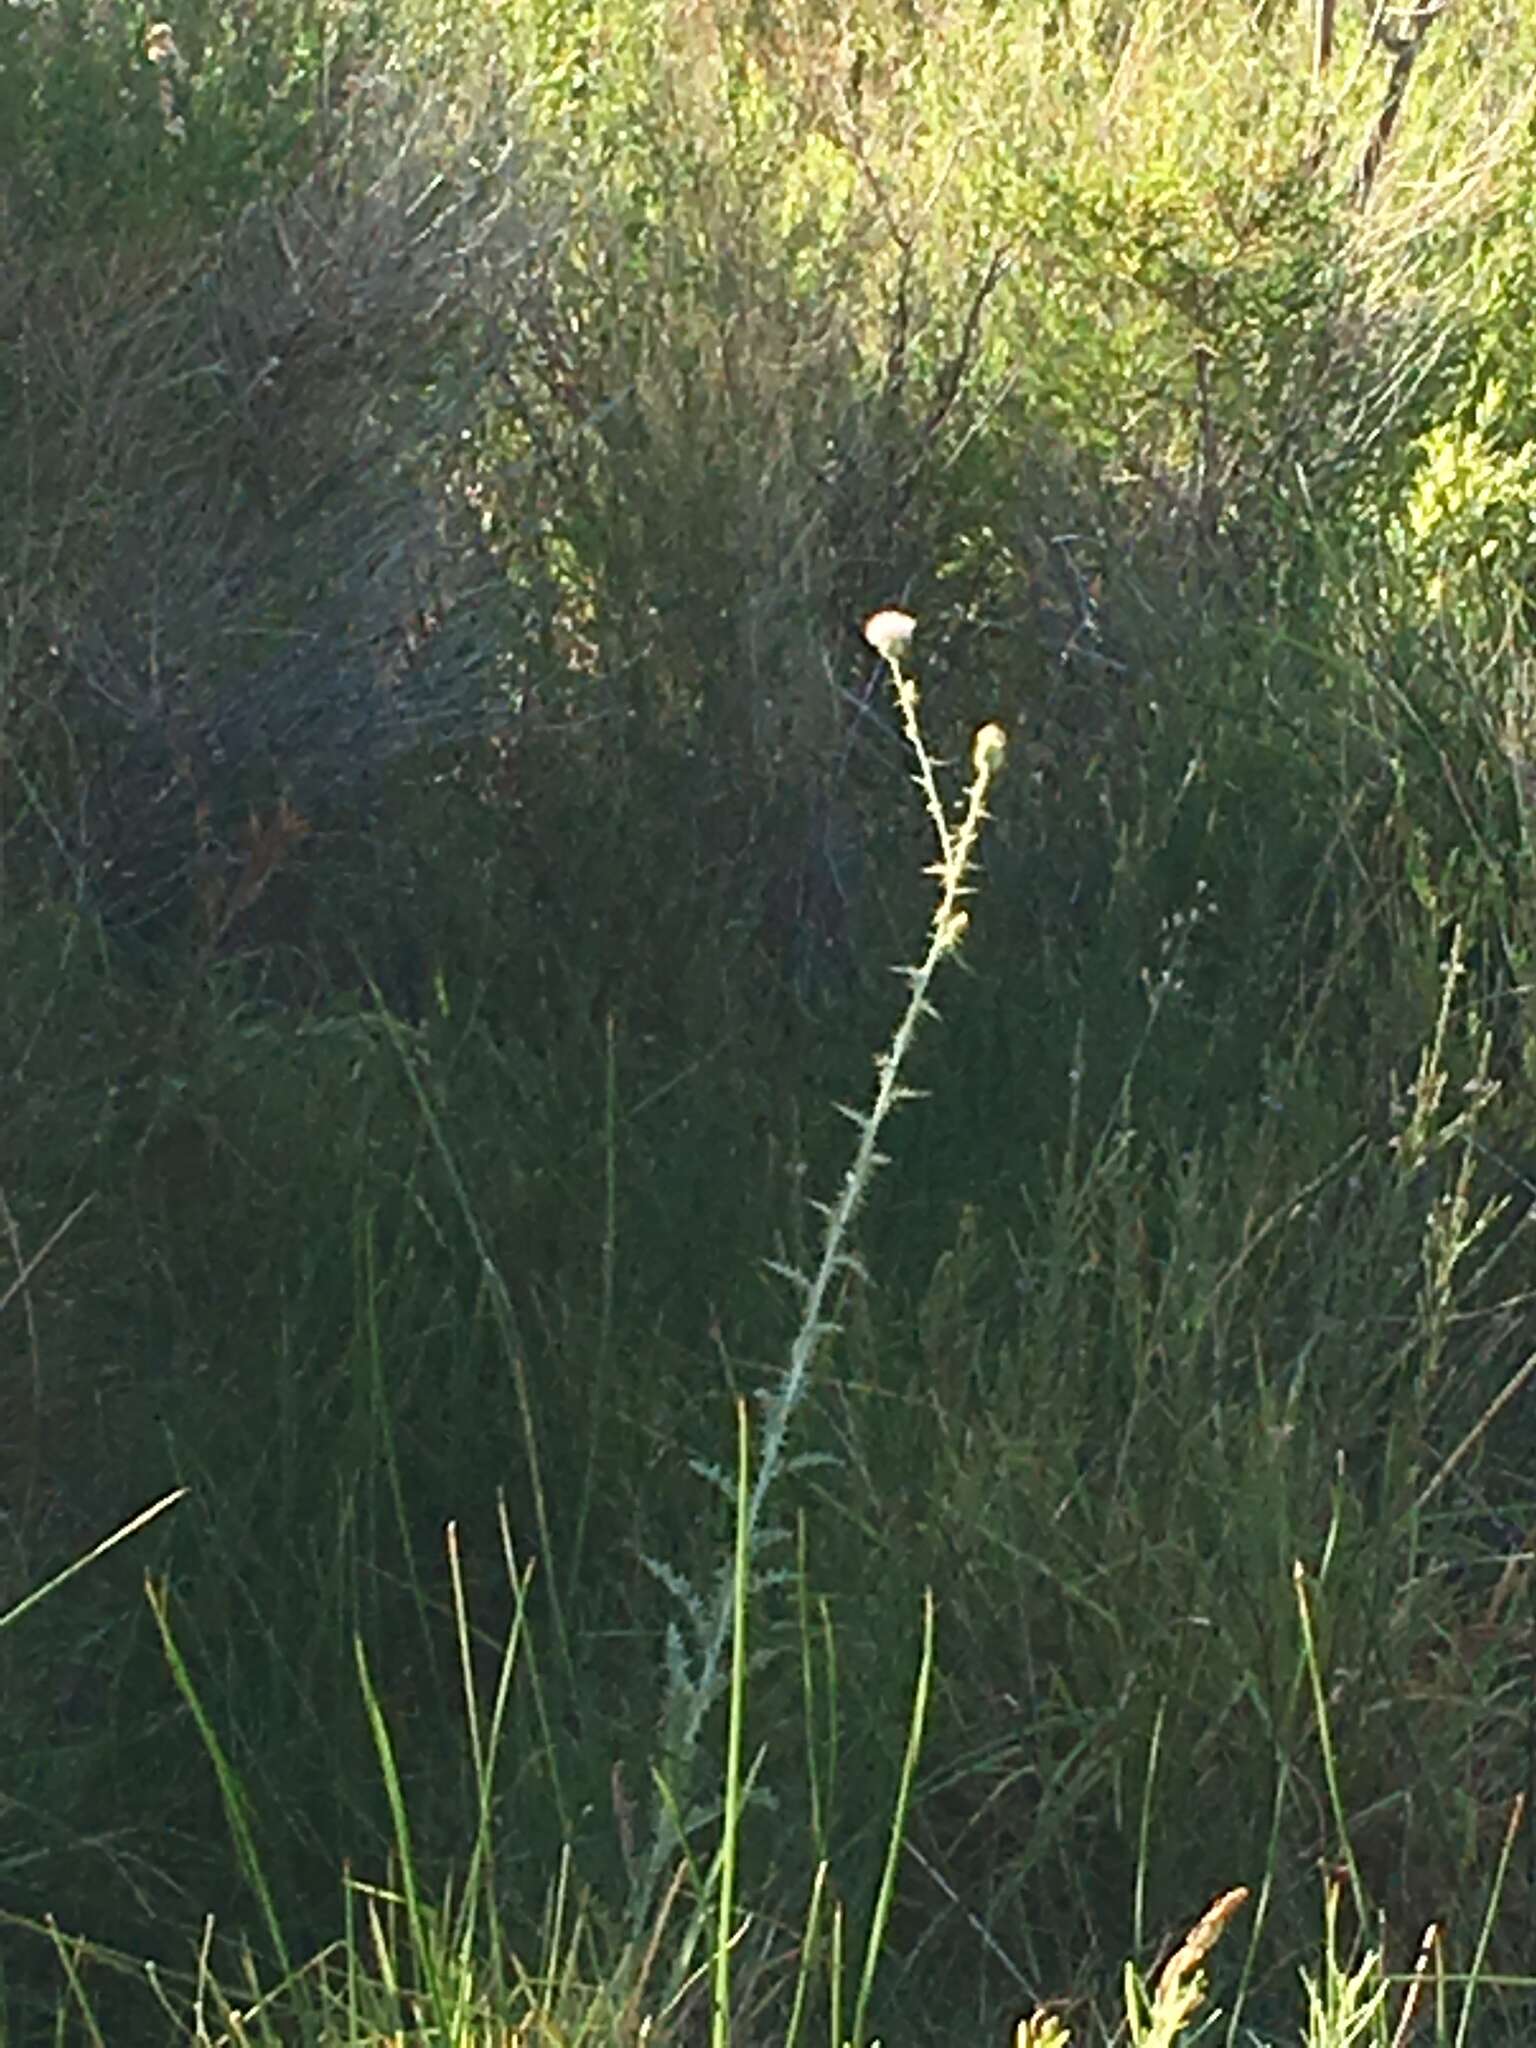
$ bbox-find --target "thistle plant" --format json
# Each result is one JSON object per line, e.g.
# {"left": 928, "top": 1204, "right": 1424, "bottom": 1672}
{"left": 638, "top": 608, "right": 1008, "bottom": 1915}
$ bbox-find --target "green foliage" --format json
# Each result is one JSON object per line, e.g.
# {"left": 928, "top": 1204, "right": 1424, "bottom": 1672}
{"left": 0, "top": 0, "right": 372, "bottom": 244}
{"left": 8, "top": 0, "right": 1536, "bottom": 2042}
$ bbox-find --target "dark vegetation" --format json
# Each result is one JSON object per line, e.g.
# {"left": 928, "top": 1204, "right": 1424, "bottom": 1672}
{"left": 5, "top": 0, "right": 1536, "bottom": 2039}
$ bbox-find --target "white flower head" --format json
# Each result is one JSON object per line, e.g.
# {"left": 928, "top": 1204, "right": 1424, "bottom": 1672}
{"left": 863, "top": 608, "right": 916, "bottom": 660}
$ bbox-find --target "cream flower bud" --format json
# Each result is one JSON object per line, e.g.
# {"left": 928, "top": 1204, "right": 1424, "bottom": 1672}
{"left": 972, "top": 722, "right": 1007, "bottom": 773}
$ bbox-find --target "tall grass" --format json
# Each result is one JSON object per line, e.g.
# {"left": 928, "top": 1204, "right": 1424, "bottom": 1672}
{"left": 6, "top": 0, "right": 1536, "bottom": 2040}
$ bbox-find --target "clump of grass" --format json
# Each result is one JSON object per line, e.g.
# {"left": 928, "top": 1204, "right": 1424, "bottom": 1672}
{"left": 33, "top": 611, "right": 1007, "bottom": 2046}
{"left": 1016, "top": 1886, "right": 1251, "bottom": 2048}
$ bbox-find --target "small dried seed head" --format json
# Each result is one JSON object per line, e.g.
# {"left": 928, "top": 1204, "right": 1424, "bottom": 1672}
{"left": 145, "top": 21, "right": 182, "bottom": 66}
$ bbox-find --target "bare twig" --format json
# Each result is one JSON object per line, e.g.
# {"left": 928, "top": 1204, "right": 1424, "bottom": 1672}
{"left": 1356, "top": 2, "right": 1458, "bottom": 200}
